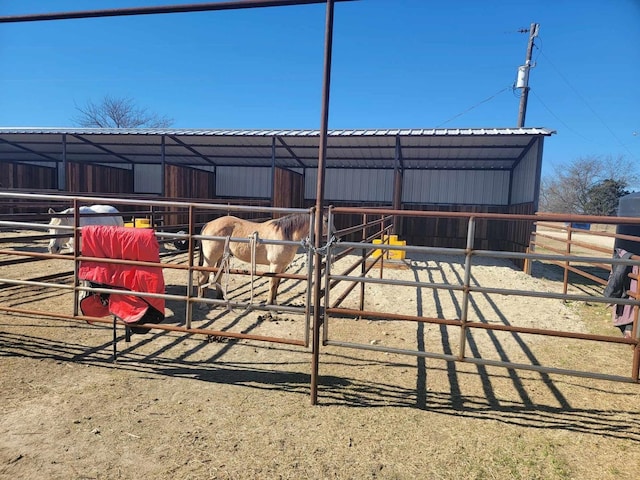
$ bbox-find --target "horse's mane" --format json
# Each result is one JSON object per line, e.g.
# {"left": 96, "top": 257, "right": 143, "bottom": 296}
{"left": 271, "top": 213, "right": 309, "bottom": 239}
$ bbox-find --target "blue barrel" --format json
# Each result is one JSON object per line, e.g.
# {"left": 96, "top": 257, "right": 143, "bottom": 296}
{"left": 615, "top": 192, "right": 640, "bottom": 254}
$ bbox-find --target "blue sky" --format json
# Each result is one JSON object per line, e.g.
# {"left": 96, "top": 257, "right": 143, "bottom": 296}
{"left": 1, "top": 0, "right": 638, "bottom": 179}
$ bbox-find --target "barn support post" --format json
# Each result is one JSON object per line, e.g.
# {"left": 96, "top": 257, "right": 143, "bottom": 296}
{"left": 161, "top": 135, "right": 166, "bottom": 197}
{"left": 392, "top": 135, "right": 403, "bottom": 235}
{"left": 270, "top": 136, "right": 276, "bottom": 205}
{"left": 60, "top": 133, "right": 67, "bottom": 191}
{"left": 311, "top": 0, "right": 335, "bottom": 406}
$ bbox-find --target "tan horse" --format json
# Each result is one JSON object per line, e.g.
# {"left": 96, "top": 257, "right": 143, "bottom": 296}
{"left": 197, "top": 212, "right": 321, "bottom": 305}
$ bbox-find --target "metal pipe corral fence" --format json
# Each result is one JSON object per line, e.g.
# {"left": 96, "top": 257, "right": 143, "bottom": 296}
{"left": 1, "top": 192, "right": 639, "bottom": 405}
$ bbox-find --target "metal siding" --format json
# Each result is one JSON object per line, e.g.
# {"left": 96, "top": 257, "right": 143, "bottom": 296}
{"left": 216, "top": 166, "right": 271, "bottom": 198}
{"left": 403, "top": 170, "right": 509, "bottom": 204}
{"left": 303, "top": 168, "right": 393, "bottom": 201}
{"left": 305, "top": 169, "right": 317, "bottom": 200}
{"left": 134, "top": 164, "right": 162, "bottom": 193}
{"left": 324, "top": 169, "right": 390, "bottom": 201}
{"left": 511, "top": 142, "right": 539, "bottom": 203}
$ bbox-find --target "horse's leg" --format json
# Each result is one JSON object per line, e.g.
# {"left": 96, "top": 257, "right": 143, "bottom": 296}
{"left": 267, "top": 264, "right": 285, "bottom": 305}
{"left": 197, "top": 240, "right": 222, "bottom": 308}
{"left": 212, "top": 257, "right": 224, "bottom": 301}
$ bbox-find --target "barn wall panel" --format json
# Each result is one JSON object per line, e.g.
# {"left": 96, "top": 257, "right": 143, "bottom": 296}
{"left": 164, "top": 164, "right": 215, "bottom": 199}
{"left": 304, "top": 168, "right": 393, "bottom": 202}
{"left": 134, "top": 164, "right": 162, "bottom": 194}
{"left": 273, "top": 167, "right": 304, "bottom": 212}
{"left": 0, "top": 162, "right": 56, "bottom": 190}
{"left": 401, "top": 204, "right": 508, "bottom": 250}
{"left": 403, "top": 170, "right": 509, "bottom": 205}
{"left": 164, "top": 164, "right": 216, "bottom": 227}
{"left": 0, "top": 163, "right": 57, "bottom": 216}
{"left": 66, "top": 163, "right": 132, "bottom": 194}
{"left": 217, "top": 167, "right": 271, "bottom": 198}
{"left": 511, "top": 141, "right": 540, "bottom": 204}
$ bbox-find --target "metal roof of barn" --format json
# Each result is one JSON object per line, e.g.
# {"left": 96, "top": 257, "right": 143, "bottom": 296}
{"left": 0, "top": 127, "right": 554, "bottom": 170}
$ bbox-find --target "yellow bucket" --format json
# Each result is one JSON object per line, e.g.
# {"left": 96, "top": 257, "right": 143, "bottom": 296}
{"left": 373, "top": 235, "right": 406, "bottom": 260}
{"left": 124, "top": 218, "right": 152, "bottom": 228}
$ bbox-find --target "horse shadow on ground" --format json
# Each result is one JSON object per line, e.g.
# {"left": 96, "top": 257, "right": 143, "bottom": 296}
{"left": 1, "top": 325, "right": 638, "bottom": 443}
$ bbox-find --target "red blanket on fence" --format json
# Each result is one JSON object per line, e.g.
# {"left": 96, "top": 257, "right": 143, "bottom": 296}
{"left": 78, "top": 225, "right": 165, "bottom": 325}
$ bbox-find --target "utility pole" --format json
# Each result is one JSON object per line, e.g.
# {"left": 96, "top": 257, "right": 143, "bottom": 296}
{"left": 516, "top": 23, "right": 539, "bottom": 127}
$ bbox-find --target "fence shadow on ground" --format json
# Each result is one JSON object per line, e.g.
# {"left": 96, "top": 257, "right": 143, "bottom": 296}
{"left": 1, "top": 326, "right": 638, "bottom": 444}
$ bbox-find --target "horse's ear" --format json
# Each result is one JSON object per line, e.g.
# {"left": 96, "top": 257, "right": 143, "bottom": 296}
{"left": 48, "top": 208, "right": 55, "bottom": 214}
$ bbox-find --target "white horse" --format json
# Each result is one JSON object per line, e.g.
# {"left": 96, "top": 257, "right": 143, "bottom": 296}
{"left": 47, "top": 205, "right": 124, "bottom": 254}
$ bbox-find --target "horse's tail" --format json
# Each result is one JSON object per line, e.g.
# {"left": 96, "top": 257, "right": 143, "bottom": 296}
{"left": 193, "top": 230, "right": 205, "bottom": 293}
{"left": 197, "top": 231, "right": 203, "bottom": 267}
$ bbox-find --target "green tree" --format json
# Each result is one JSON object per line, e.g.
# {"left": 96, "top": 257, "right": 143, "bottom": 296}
{"left": 584, "top": 179, "right": 629, "bottom": 216}
{"left": 539, "top": 155, "right": 637, "bottom": 214}
{"left": 73, "top": 95, "right": 173, "bottom": 128}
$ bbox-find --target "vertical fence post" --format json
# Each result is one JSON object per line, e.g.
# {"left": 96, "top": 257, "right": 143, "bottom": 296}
{"left": 185, "top": 204, "right": 195, "bottom": 330}
{"left": 458, "top": 216, "right": 476, "bottom": 360}
{"left": 524, "top": 226, "right": 535, "bottom": 275}
{"left": 563, "top": 224, "right": 572, "bottom": 296}
{"left": 379, "top": 214, "right": 385, "bottom": 279}
{"left": 359, "top": 213, "right": 366, "bottom": 315}
{"left": 305, "top": 209, "right": 317, "bottom": 347}
{"left": 72, "top": 198, "right": 80, "bottom": 317}
{"left": 631, "top": 260, "right": 640, "bottom": 381}
{"left": 321, "top": 208, "right": 333, "bottom": 344}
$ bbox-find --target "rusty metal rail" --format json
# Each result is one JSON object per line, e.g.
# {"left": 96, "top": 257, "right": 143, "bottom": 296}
{"left": 324, "top": 207, "right": 640, "bottom": 384}
{"left": 530, "top": 220, "right": 640, "bottom": 295}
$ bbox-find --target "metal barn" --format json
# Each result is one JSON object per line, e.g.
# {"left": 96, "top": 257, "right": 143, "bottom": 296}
{"left": 0, "top": 126, "right": 554, "bottom": 252}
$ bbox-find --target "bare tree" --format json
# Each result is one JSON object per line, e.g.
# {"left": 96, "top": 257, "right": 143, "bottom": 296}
{"left": 539, "top": 155, "right": 638, "bottom": 214}
{"left": 73, "top": 95, "right": 173, "bottom": 128}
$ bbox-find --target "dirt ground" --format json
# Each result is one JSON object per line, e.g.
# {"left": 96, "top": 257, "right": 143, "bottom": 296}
{"left": 1, "top": 230, "right": 639, "bottom": 480}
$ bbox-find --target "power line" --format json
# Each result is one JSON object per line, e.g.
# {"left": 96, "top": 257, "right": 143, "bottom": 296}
{"left": 530, "top": 89, "right": 593, "bottom": 143}
{"left": 436, "top": 86, "right": 511, "bottom": 128}
{"left": 539, "top": 50, "right": 636, "bottom": 160}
